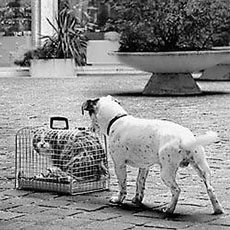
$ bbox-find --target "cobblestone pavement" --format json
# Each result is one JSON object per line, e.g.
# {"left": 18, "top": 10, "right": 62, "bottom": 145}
{"left": 0, "top": 76, "right": 230, "bottom": 230}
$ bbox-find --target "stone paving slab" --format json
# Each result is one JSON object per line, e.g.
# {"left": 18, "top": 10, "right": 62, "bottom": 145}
{"left": 0, "top": 210, "right": 24, "bottom": 221}
{"left": 1, "top": 220, "right": 35, "bottom": 230}
{"left": 0, "top": 76, "right": 230, "bottom": 229}
{"left": 209, "top": 214, "right": 230, "bottom": 226}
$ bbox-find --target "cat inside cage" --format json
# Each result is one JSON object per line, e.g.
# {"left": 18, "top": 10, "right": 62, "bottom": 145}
{"left": 15, "top": 121, "right": 110, "bottom": 194}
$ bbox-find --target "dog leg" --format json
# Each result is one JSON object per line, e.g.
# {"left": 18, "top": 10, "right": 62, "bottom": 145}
{"left": 132, "top": 168, "right": 149, "bottom": 205}
{"left": 160, "top": 164, "right": 180, "bottom": 214}
{"left": 191, "top": 147, "right": 224, "bottom": 214}
{"left": 110, "top": 163, "right": 127, "bottom": 204}
{"left": 159, "top": 144, "right": 181, "bottom": 214}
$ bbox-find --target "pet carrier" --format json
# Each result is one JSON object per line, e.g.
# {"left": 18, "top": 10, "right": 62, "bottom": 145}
{"left": 15, "top": 117, "right": 110, "bottom": 195}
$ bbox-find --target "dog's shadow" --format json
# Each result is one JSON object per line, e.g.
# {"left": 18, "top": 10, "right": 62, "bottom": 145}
{"left": 111, "top": 202, "right": 175, "bottom": 219}
{"left": 109, "top": 201, "right": 222, "bottom": 224}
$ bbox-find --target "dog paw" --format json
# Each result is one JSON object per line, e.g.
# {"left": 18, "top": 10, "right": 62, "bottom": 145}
{"left": 109, "top": 196, "right": 123, "bottom": 204}
{"left": 131, "top": 196, "right": 142, "bottom": 206}
{"left": 162, "top": 206, "right": 174, "bottom": 214}
{"left": 214, "top": 208, "right": 224, "bottom": 215}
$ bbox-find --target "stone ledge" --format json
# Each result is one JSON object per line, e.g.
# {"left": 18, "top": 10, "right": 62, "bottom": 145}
{"left": 0, "top": 67, "right": 30, "bottom": 78}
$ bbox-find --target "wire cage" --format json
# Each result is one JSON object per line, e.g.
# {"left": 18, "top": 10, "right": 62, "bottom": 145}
{"left": 15, "top": 117, "right": 110, "bottom": 195}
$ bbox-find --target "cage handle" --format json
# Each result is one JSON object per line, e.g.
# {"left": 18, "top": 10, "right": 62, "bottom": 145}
{"left": 50, "top": 116, "right": 69, "bottom": 130}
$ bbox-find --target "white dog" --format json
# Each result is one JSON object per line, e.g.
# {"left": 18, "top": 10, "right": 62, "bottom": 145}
{"left": 82, "top": 95, "right": 223, "bottom": 214}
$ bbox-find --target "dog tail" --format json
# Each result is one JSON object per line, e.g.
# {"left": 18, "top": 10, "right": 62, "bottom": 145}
{"left": 182, "top": 131, "right": 219, "bottom": 150}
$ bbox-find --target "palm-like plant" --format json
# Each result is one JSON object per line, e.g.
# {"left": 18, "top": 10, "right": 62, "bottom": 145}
{"left": 40, "top": 6, "right": 87, "bottom": 65}
{"left": 15, "top": 5, "right": 87, "bottom": 66}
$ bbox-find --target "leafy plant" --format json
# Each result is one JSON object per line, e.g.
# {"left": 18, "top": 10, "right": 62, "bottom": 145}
{"left": 41, "top": 6, "right": 87, "bottom": 65}
{"left": 15, "top": 5, "right": 87, "bottom": 66}
{"left": 108, "top": 0, "right": 230, "bottom": 52}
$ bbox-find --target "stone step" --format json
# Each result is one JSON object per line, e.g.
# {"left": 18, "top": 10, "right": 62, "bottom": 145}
{"left": 0, "top": 67, "right": 30, "bottom": 77}
{"left": 77, "top": 70, "right": 150, "bottom": 77}
{"left": 0, "top": 66, "right": 202, "bottom": 79}
{"left": 0, "top": 65, "right": 150, "bottom": 78}
{"left": 76, "top": 63, "right": 139, "bottom": 71}
{"left": 75, "top": 64, "right": 150, "bottom": 77}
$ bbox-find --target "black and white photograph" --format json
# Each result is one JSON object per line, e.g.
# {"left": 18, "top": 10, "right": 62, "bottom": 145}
{"left": 1, "top": 0, "right": 230, "bottom": 229}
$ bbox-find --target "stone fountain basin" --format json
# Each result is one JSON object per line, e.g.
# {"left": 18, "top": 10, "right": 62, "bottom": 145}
{"left": 112, "top": 50, "right": 230, "bottom": 73}
{"left": 110, "top": 49, "right": 230, "bottom": 95}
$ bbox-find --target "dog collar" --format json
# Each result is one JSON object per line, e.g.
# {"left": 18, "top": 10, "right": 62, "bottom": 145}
{"left": 107, "top": 114, "right": 128, "bottom": 136}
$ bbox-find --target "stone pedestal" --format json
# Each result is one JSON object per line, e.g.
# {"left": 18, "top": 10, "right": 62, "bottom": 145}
{"left": 31, "top": 0, "right": 58, "bottom": 48}
{"left": 199, "top": 64, "right": 230, "bottom": 81}
{"left": 143, "top": 73, "right": 201, "bottom": 95}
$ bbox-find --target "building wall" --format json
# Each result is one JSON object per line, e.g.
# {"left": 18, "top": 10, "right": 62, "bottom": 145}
{"left": 0, "top": 0, "right": 32, "bottom": 66}
{"left": 0, "top": 35, "right": 31, "bottom": 67}
{"left": 0, "top": 0, "right": 58, "bottom": 67}
{"left": 0, "top": 0, "right": 120, "bottom": 67}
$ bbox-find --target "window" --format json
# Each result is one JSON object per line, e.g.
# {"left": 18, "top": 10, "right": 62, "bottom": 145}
{"left": 0, "top": 0, "right": 31, "bottom": 36}
{"left": 59, "top": 0, "right": 118, "bottom": 32}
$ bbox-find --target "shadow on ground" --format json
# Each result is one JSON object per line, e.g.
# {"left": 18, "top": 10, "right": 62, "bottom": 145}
{"left": 112, "top": 90, "right": 230, "bottom": 98}
{"left": 110, "top": 201, "right": 221, "bottom": 219}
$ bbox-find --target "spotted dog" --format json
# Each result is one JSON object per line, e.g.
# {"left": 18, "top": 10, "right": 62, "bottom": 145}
{"left": 82, "top": 95, "right": 224, "bottom": 214}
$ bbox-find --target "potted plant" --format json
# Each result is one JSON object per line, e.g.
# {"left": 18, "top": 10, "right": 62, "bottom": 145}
{"left": 109, "top": 0, "right": 230, "bottom": 95}
{"left": 15, "top": 5, "right": 87, "bottom": 78}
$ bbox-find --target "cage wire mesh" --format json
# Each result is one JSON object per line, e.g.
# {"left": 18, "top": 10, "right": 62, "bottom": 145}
{"left": 15, "top": 121, "right": 110, "bottom": 195}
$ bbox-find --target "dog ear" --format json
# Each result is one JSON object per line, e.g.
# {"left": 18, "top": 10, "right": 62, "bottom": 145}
{"left": 81, "top": 98, "right": 99, "bottom": 115}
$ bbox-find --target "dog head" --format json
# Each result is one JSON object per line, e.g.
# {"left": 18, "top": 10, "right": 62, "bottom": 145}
{"left": 81, "top": 98, "right": 100, "bottom": 116}
{"left": 82, "top": 95, "right": 125, "bottom": 134}
{"left": 82, "top": 96, "right": 120, "bottom": 115}
{"left": 82, "top": 98, "right": 100, "bottom": 132}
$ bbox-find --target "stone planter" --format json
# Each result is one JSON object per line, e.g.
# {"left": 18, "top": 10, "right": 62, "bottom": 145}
{"left": 111, "top": 50, "right": 230, "bottom": 95}
{"left": 30, "top": 59, "right": 75, "bottom": 78}
{"left": 87, "top": 40, "right": 120, "bottom": 65}
{"left": 199, "top": 47, "right": 230, "bottom": 81}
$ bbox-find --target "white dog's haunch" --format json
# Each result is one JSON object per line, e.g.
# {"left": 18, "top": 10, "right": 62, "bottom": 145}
{"left": 82, "top": 95, "right": 224, "bottom": 214}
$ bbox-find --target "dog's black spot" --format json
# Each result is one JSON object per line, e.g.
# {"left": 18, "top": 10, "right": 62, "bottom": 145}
{"left": 126, "top": 147, "right": 129, "bottom": 151}
{"left": 89, "top": 110, "right": 94, "bottom": 116}
{"left": 180, "top": 159, "right": 189, "bottom": 167}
